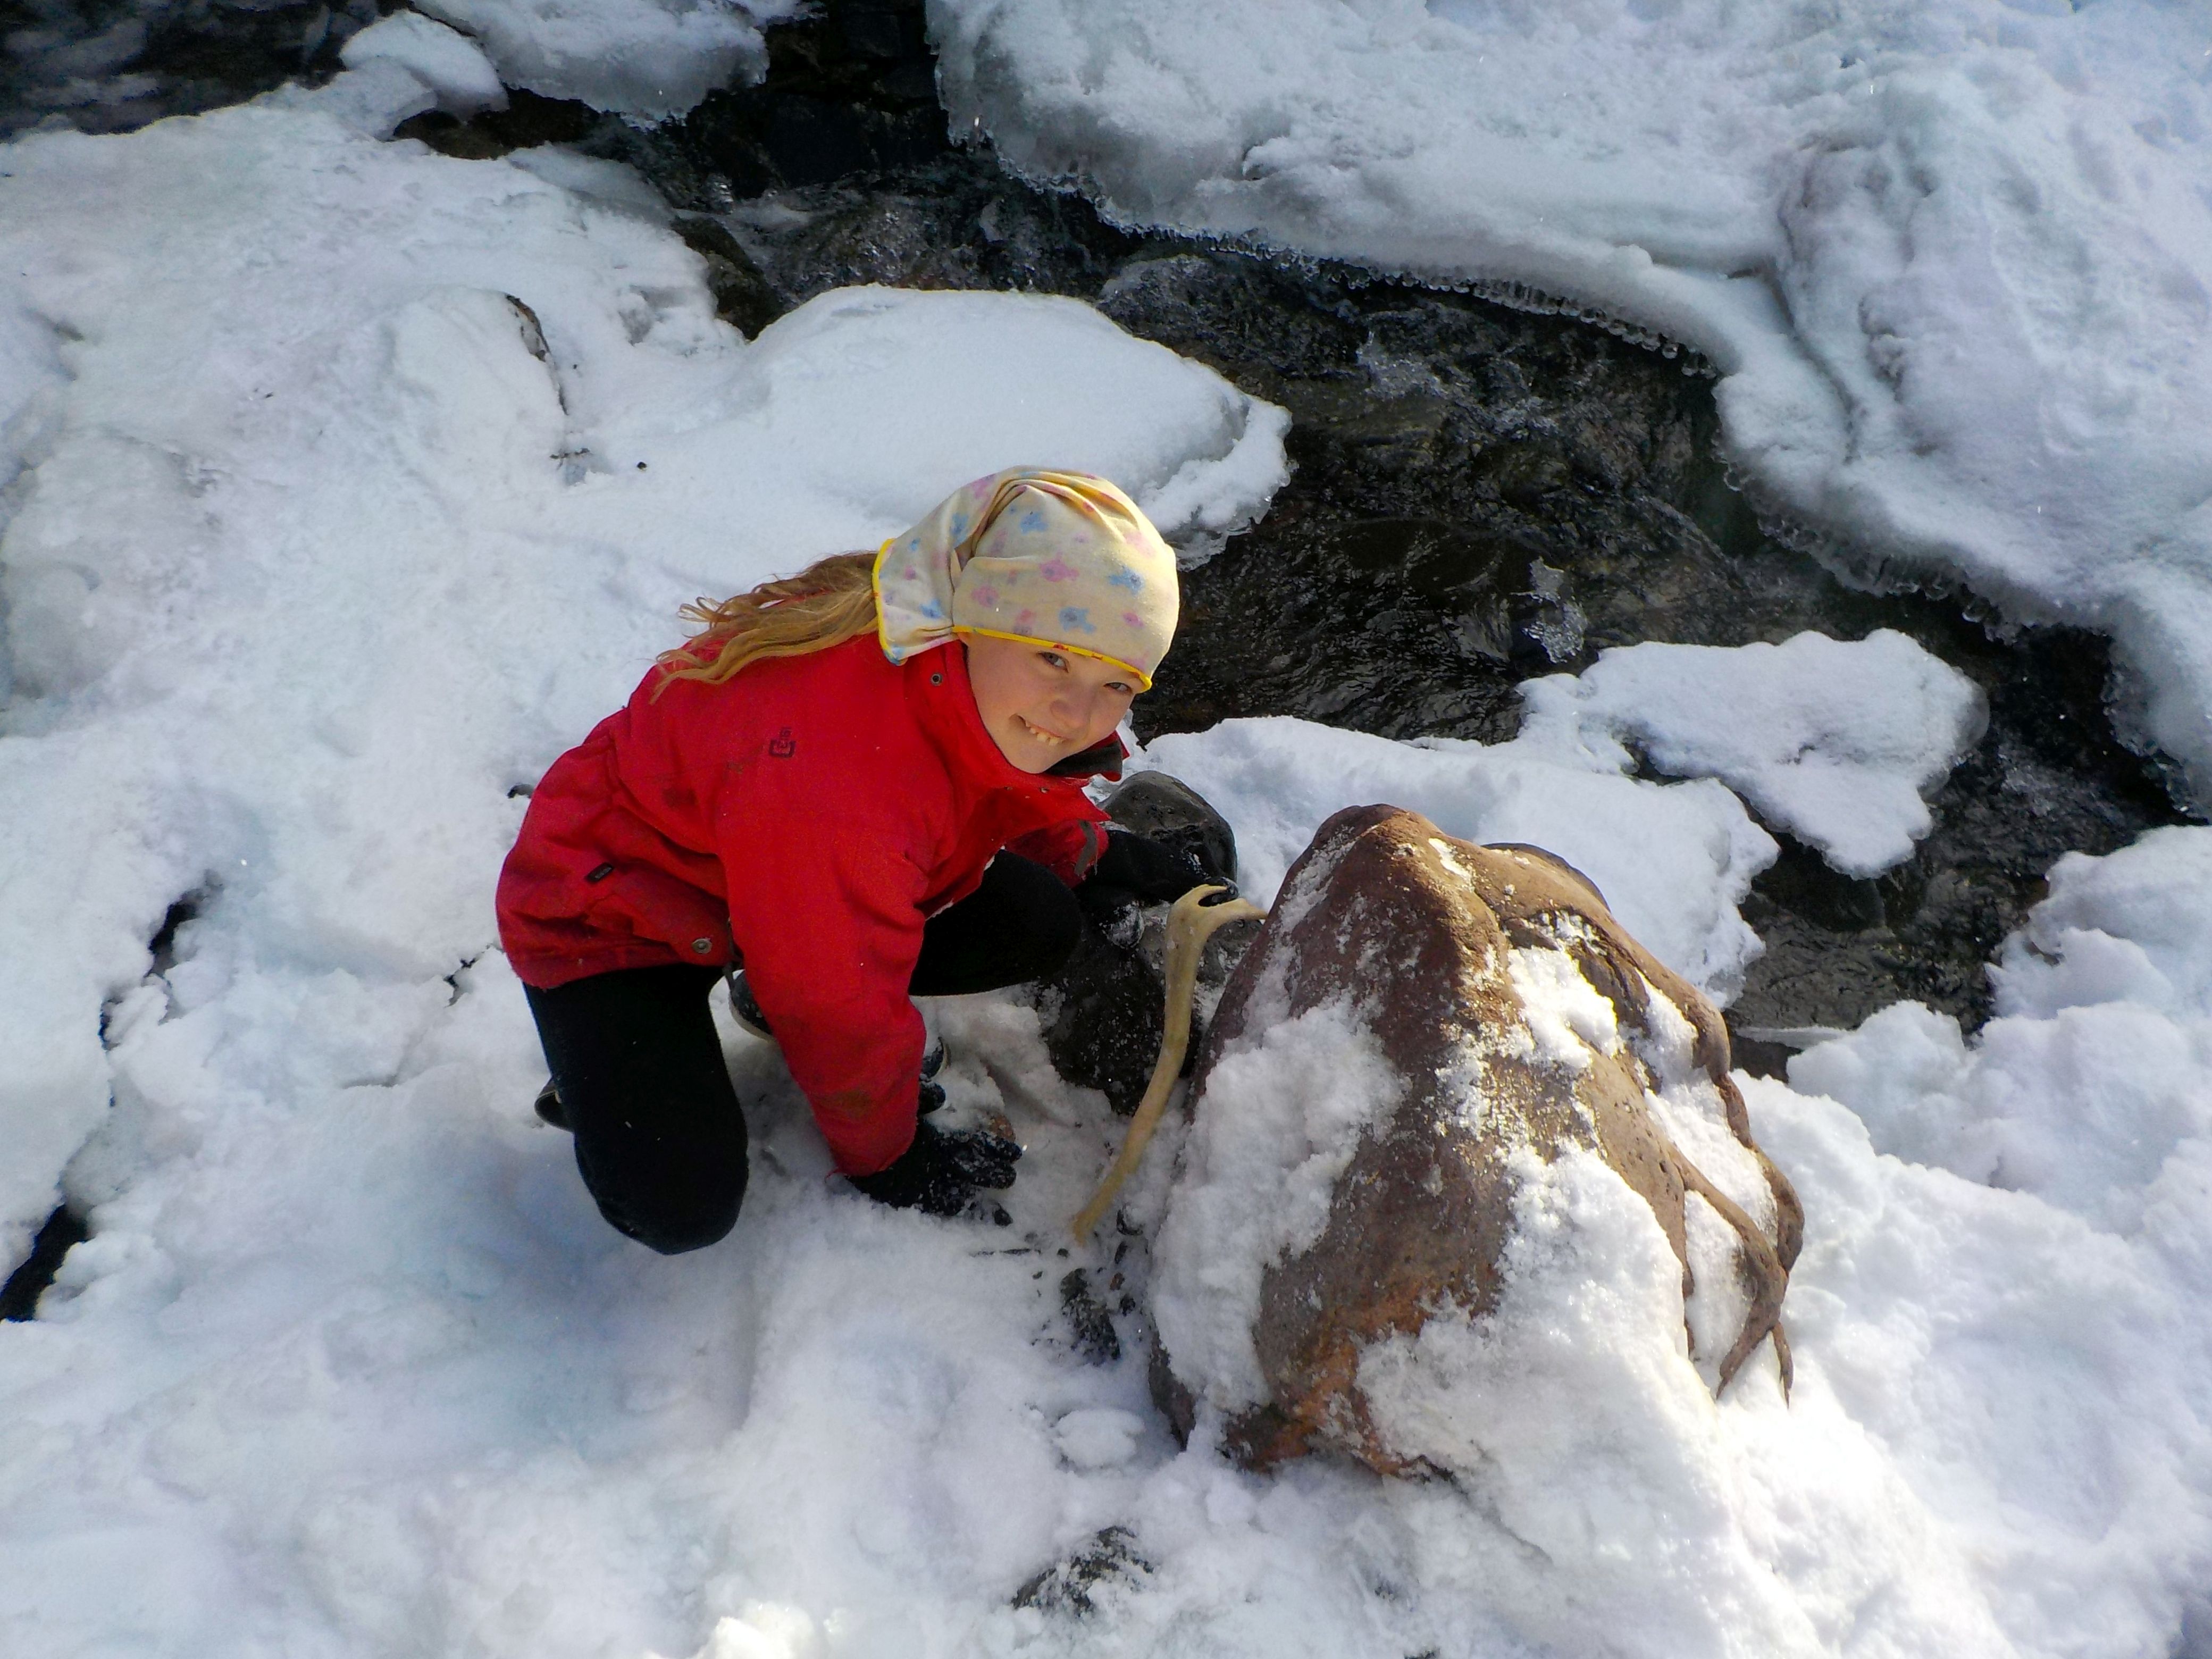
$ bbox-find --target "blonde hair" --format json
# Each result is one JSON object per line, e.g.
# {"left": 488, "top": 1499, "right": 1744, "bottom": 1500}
{"left": 653, "top": 550, "right": 879, "bottom": 696}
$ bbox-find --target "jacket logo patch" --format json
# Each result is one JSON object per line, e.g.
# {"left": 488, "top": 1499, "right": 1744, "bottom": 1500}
{"left": 768, "top": 727, "right": 797, "bottom": 759}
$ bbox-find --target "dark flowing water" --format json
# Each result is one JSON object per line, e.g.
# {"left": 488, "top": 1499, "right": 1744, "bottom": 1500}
{"left": 0, "top": 0, "right": 393, "bottom": 136}
{"left": 3, "top": 0, "right": 2192, "bottom": 1061}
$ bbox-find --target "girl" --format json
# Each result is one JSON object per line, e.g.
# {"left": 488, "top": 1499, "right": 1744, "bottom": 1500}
{"left": 497, "top": 469, "right": 1208, "bottom": 1251}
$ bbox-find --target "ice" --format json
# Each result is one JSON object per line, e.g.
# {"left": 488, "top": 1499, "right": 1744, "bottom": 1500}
{"left": 338, "top": 12, "right": 508, "bottom": 118}
{"left": 932, "top": 0, "right": 2212, "bottom": 801}
{"left": 1518, "top": 629, "right": 1987, "bottom": 876}
{"left": 4, "top": 40, "right": 2212, "bottom": 1659}
{"left": 413, "top": 0, "right": 799, "bottom": 120}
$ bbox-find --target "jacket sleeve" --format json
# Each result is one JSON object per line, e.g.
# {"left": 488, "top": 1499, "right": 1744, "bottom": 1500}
{"left": 1003, "top": 800, "right": 1107, "bottom": 886}
{"left": 716, "top": 778, "right": 934, "bottom": 1176}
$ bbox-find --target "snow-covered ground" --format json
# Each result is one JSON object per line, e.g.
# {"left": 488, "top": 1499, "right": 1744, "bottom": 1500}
{"left": 2, "top": 20, "right": 2210, "bottom": 1659}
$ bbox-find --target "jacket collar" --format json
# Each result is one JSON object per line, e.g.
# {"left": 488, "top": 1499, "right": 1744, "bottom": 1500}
{"left": 1046, "top": 734, "right": 1126, "bottom": 781}
{"left": 902, "top": 640, "right": 1124, "bottom": 792}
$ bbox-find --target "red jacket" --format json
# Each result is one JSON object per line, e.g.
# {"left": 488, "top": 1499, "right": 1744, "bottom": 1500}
{"left": 497, "top": 635, "right": 1111, "bottom": 1173}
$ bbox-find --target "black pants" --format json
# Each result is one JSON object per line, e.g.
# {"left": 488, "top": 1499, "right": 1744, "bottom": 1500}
{"left": 524, "top": 853, "right": 1083, "bottom": 1253}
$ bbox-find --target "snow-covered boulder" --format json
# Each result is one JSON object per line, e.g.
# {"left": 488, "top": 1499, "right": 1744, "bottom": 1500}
{"left": 1152, "top": 804, "right": 1803, "bottom": 1472}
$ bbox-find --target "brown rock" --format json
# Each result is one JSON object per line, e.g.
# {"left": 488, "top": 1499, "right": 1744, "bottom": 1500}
{"left": 1161, "top": 803, "right": 1802, "bottom": 1473}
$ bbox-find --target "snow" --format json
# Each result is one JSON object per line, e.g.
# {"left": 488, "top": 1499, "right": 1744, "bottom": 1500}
{"left": 1792, "top": 827, "right": 2212, "bottom": 1234}
{"left": 1519, "top": 629, "right": 1987, "bottom": 875}
{"left": 1350, "top": 1148, "right": 2005, "bottom": 1659}
{"left": 2, "top": 34, "right": 2211, "bottom": 1659}
{"left": 0, "top": 67, "right": 1285, "bottom": 1269}
{"left": 1758, "top": 830, "right": 2212, "bottom": 1646}
{"left": 414, "top": 0, "right": 798, "bottom": 121}
{"left": 1151, "top": 1002, "right": 1400, "bottom": 1411}
{"left": 1507, "top": 946, "right": 1621, "bottom": 1070}
{"left": 930, "top": 0, "right": 2212, "bottom": 803}
{"left": 339, "top": 12, "right": 509, "bottom": 119}
{"left": 1137, "top": 711, "right": 1782, "bottom": 1001}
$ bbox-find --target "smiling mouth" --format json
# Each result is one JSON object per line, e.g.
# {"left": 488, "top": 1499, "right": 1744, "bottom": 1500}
{"left": 1018, "top": 715, "right": 1072, "bottom": 747}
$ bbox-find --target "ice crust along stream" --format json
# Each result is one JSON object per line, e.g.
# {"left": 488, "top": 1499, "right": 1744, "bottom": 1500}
{"left": 929, "top": 0, "right": 2212, "bottom": 805}
{"left": 408, "top": 0, "right": 800, "bottom": 121}
{"left": 1518, "top": 629, "right": 1988, "bottom": 877}
{"left": 1, "top": 44, "right": 2210, "bottom": 1659}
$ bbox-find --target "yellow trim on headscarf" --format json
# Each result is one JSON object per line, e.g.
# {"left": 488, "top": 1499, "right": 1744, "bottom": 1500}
{"left": 870, "top": 537, "right": 901, "bottom": 665}
{"left": 952, "top": 625, "right": 1153, "bottom": 690}
{"left": 873, "top": 468, "right": 1179, "bottom": 684}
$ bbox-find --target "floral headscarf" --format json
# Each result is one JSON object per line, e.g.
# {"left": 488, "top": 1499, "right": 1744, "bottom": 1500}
{"left": 873, "top": 468, "right": 1179, "bottom": 689}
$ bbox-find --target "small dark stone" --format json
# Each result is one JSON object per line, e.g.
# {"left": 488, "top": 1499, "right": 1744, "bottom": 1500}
{"left": 1059, "top": 1269, "right": 1121, "bottom": 1364}
{"left": 668, "top": 215, "right": 786, "bottom": 338}
{"left": 1, "top": 1205, "right": 88, "bottom": 1321}
{"left": 1012, "top": 1526, "right": 1151, "bottom": 1616}
{"left": 1099, "top": 772, "right": 1238, "bottom": 887}
{"left": 1148, "top": 1336, "right": 1196, "bottom": 1447}
{"left": 392, "top": 90, "right": 604, "bottom": 162}
{"left": 1035, "top": 919, "right": 1163, "bottom": 1118}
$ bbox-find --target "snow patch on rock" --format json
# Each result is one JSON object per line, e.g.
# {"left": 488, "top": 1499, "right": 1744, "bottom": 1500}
{"left": 415, "top": 0, "right": 799, "bottom": 120}
{"left": 1150, "top": 999, "right": 1400, "bottom": 1410}
{"left": 1519, "top": 629, "right": 1986, "bottom": 876}
{"left": 338, "top": 11, "right": 507, "bottom": 118}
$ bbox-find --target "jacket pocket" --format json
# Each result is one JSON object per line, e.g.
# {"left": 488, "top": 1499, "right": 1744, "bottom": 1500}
{"left": 583, "top": 861, "right": 733, "bottom": 963}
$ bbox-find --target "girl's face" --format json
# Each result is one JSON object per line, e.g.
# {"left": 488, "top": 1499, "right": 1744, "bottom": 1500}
{"left": 963, "top": 634, "right": 1140, "bottom": 774}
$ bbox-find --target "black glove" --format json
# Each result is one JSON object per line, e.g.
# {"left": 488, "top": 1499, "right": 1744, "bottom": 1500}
{"left": 1086, "top": 828, "right": 1208, "bottom": 904}
{"left": 849, "top": 1117, "right": 1021, "bottom": 1217}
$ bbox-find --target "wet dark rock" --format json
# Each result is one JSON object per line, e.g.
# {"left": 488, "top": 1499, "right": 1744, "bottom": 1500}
{"left": 1099, "top": 772, "right": 1237, "bottom": 891}
{"left": 391, "top": 87, "right": 599, "bottom": 160}
{"left": 1035, "top": 909, "right": 1161, "bottom": 1118}
{"left": 1, "top": 0, "right": 393, "bottom": 138}
{"left": 667, "top": 214, "right": 784, "bottom": 338}
{"left": 1147, "top": 1337, "right": 1196, "bottom": 1448}
{"left": 1058, "top": 1268, "right": 1120, "bottom": 1365}
{"left": 1, "top": 1204, "right": 87, "bottom": 1320}
{"left": 1012, "top": 1525, "right": 1151, "bottom": 1616}
{"left": 1729, "top": 625, "right": 2186, "bottom": 1045}
{"left": 670, "top": 0, "right": 946, "bottom": 197}
{"left": 701, "top": 154, "right": 1146, "bottom": 299}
